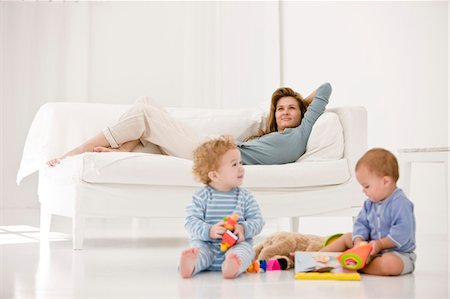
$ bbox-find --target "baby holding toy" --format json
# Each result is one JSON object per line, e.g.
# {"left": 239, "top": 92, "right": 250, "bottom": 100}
{"left": 179, "top": 135, "right": 265, "bottom": 279}
{"left": 320, "top": 148, "right": 416, "bottom": 276}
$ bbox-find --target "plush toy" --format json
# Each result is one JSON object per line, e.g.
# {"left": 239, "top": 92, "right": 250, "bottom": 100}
{"left": 253, "top": 232, "right": 326, "bottom": 270}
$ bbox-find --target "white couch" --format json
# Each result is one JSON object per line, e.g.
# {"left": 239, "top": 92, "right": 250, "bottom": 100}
{"left": 17, "top": 103, "right": 367, "bottom": 249}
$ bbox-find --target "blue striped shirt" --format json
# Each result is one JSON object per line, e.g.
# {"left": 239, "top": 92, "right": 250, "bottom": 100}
{"left": 185, "top": 186, "right": 265, "bottom": 245}
{"left": 353, "top": 188, "right": 416, "bottom": 253}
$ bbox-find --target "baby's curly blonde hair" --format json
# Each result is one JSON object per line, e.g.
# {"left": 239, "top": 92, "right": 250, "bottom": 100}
{"left": 192, "top": 135, "right": 237, "bottom": 184}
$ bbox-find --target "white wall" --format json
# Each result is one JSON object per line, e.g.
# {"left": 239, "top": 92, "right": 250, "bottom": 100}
{"left": 281, "top": 1, "right": 448, "bottom": 235}
{"left": 281, "top": 1, "right": 448, "bottom": 151}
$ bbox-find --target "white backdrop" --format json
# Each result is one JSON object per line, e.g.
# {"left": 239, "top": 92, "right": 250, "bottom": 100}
{"left": 281, "top": 1, "right": 448, "bottom": 151}
{"left": 1, "top": 0, "right": 448, "bottom": 236}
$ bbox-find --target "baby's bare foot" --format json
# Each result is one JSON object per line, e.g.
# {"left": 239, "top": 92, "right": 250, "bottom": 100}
{"left": 179, "top": 248, "right": 199, "bottom": 278}
{"left": 222, "top": 252, "right": 242, "bottom": 279}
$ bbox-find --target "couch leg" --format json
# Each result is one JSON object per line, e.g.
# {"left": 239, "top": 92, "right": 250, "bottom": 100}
{"left": 290, "top": 217, "right": 299, "bottom": 232}
{"left": 72, "top": 215, "right": 85, "bottom": 250}
{"left": 40, "top": 205, "right": 52, "bottom": 239}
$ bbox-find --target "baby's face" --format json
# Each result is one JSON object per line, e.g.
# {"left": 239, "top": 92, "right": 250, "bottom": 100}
{"left": 356, "top": 166, "right": 394, "bottom": 202}
{"left": 214, "top": 148, "right": 245, "bottom": 190}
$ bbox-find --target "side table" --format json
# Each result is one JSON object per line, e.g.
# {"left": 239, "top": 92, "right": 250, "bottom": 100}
{"left": 398, "top": 147, "right": 449, "bottom": 199}
{"left": 398, "top": 147, "right": 449, "bottom": 239}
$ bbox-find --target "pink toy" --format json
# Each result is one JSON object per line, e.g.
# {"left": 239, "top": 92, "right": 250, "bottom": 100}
{"left": 267, "top": 259, "right": 281, "bottom": 271}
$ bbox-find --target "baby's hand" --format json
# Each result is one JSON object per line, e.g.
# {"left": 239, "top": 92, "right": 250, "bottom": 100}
{"left": 234, "top": 224, "right": 245, "bottom": 242}
{"left": 209, "top": 221, "right": 226, "bottom": 239}
{"left": 352, "top": 238, "right": 365, "bottom": 248}
{"left": 369, "top": 240, "right": 382, "bottom": 256}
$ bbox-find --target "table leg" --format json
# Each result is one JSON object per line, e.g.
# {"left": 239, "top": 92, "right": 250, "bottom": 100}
{"left": 400, "top": 161, "right": 412, "bottom": 197}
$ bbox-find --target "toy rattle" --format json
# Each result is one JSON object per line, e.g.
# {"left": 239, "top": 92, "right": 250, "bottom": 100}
{"left": 220, "top": 213, "right": 239, "bottom": 252}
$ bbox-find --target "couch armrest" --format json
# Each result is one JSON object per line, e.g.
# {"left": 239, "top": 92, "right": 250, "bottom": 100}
{"left": 17, "top": 102, "right": 130, "bottom": 184}
{"left": 328, "top": 106, "right": 367, "bottom": 174}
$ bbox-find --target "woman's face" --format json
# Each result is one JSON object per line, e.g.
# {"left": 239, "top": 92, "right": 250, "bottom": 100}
{"left": 275, "top": 96, "right": 302, "bottom": 132}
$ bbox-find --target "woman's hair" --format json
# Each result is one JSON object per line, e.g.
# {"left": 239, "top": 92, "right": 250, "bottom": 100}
{"left": 192, "top": 135, "right": 237, "bottom": 184}
{"left": 247, "top": 87, "right": 308, "bottom": 140}
{"left": 355, "top": 148, "right": 399, "bottom": 182}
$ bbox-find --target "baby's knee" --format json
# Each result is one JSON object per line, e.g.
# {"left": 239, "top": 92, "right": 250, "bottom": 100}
{"left": 379, "top": 254, "right": 404, "bottom": 275}
{"left": 342, "top": 232, "right": 353, "bottom": 241}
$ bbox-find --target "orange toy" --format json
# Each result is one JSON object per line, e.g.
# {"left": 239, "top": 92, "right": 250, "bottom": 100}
{"left": 337, "top": 242, "right": 373, "bottom": 270}
{"left": 220, "top": 213, "right": 239, "bottom": 252}
{"left": 223, "top": 213, "right": 238, "bottom": 230}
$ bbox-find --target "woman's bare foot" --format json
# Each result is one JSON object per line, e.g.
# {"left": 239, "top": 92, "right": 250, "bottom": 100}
{"left": 46, "top": 135, "right": 140, "bottom": 168}
{"left": 222, "top": 252, "right": 242, "bottom": 279}
{"left": 47, "top": 146, "right": 122, "bottom": 167}
{"left": 47, "top": 158, "right": 63, "bottom": 167}
{"left": 179, "top": 248, "right": 199, "bottom": 278}
{"left": 46, "top": 145, "right": 88, "bottom": 167}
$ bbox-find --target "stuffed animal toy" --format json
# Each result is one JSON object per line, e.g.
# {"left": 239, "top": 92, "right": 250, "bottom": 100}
{"left": 253, "top": 232, "right": 326, "bottom": 270}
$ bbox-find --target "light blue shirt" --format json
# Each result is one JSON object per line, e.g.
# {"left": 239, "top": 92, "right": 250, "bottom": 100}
{"left": 185, "top": 186, "right": 265, "bottom": 244}
{"left": 353, "top": 188, "right": 416, "bottom": 253}
{"left": 237, "top": 82, "right": 332, "bottom": 165}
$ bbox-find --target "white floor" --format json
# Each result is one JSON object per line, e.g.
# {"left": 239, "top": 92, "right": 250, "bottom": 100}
{"left": 0, "top": 209, "right": 448, "bottom": 299}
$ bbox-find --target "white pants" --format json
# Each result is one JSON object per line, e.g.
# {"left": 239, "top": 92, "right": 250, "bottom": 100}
{"left": 103, "top": 96, "right": 205, "bottom": 160}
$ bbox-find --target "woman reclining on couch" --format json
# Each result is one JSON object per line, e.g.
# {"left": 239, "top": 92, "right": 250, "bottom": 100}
{"left": 47, "top": 82, "right": 332, "bottom": 167}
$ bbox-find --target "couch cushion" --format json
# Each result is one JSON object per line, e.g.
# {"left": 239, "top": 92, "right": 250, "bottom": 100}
{"left": 44, "top": 151, "right": 350, "bottom": 189}
{"left": 297, "top": 112, "right": 344, "bottom": 162}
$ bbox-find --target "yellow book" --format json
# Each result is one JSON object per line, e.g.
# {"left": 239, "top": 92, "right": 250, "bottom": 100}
{"left": 294, "top": 251, "right": 361, "bottom": 281}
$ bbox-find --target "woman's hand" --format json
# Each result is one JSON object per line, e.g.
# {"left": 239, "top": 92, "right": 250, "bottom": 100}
{"left": 303, "top": 89, "right": 317, "bottom": 106}
{"left": 209, "top": 221, "right": 226, "bottom": 239}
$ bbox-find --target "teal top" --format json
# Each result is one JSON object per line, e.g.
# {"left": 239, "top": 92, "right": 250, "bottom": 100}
{"left": 237, "top": 82, "right": 332, "bottom": 165}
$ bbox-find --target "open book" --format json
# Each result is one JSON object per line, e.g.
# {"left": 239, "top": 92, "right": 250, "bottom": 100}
{"left": 294, "top": 251, "right": 361, "bottom": 281}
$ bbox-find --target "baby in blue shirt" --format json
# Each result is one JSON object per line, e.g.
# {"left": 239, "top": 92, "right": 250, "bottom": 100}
{"left": 321, "top": 148, "right": 416, "bottom": 275}
{"left": 179, "top": 135, "right": 265, "bottom": 279}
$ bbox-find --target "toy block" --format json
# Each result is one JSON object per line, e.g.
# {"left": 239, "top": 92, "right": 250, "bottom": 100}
{"left": 220, "top": 230, "right": 238, "bottom": 252}
{"left": 267, "top": 259, "right": 281, "bottom": 271}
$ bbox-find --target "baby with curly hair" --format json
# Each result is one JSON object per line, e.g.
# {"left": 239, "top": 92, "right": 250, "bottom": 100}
{"left": 179, "top": 135, "right": 265, "bottom": 279}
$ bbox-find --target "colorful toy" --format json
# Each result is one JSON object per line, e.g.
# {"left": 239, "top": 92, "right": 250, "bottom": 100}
{"left": 220, "top": 213, "right": 239, "bottom": 252}
{"left": 253, "top": 232, "right": 326, "bottom": 270}
{"left": 337, "top": 242, "right": 373, "bottom": 270}
{"left": 267, "top": 259, "right": 282, "bottom": 271}
{"left": 220, "top": 230, "right": 239, "bottom": 252}
{"left": 246, "top": 257, "right": 291, "bottom": 273}
{"left": 247, "top": 260, "right": 267, "bottom": 273}
{"left": 323, "top": 233, "right": 343, "bottom": 247}
{"left": 223, "top": 213, "right": 238, "bottom": 230}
